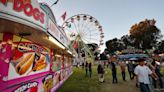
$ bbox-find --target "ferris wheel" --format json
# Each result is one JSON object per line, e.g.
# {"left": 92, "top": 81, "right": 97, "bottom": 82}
{"left": 62, "top": 14, "right": 104, "bottom": 59}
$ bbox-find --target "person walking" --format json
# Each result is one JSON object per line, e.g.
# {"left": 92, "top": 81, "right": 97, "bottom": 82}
{"left": 82, "top": 62, "right": 84, "bottom": 70}
{"left": 111, "top": 61, "right": 117, "bottom": 84}
{"left": 120, "top": 61, "right": 126, "bottom": 81}
{"left": 88, "top": 62, "right": 92, "bottom": 78}
{"left": 85, "top": 62, "right": 88, "bottom": 77}
{"left": 134, "top": 58, "right": 158, "bottom": 92}
{"left": 127, "top": 61, "right": 135, "bottom": 80}
{"left": 97, "top": 61, "right": 105, "bottom": 83}
{"left": 145, "top": 61, "right": 158, "bottom": 92}
{"left": 152, "top": 61, "right": 163, "bottom": 90}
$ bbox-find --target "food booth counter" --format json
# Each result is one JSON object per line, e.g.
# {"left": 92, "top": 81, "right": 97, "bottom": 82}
{"left": 0, "top": 0, "right": 73, "bottom": 92}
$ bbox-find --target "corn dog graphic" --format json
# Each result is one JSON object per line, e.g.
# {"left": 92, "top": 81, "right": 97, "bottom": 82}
{"left": 26, "top": 55, "right": 47, "bottom": 75}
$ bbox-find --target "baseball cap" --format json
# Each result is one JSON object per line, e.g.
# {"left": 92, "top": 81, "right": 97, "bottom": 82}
{"left": 138, "top": 58, "right": 145, "bottom": 62}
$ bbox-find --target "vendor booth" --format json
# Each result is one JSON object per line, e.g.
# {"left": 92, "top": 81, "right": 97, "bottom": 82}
{"left": 0, "top": 0, "right": 73, "bottom": 92}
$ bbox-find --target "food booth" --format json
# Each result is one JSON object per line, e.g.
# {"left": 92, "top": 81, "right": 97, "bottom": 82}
{"left": 0, "top": 0, "right": 73, "bottom": 92}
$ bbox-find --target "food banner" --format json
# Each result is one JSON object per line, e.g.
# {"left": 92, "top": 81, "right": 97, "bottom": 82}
{"left": 51, "top": 68, "right": 73, "bottom": 92}
{"left": 3, "top": 74, "right": 54, "bottom": 92}
{"left": 8, "top": 42, "right": 51, "bottom": 80}
{"left": 51, "top": 56, "right": 62, "bottom": 72}
{"left": 13, "top": 81, "right": 39, "bottom": 92}
{"left": 0, "top": 33, "right": 73, "bottom": 92}
{"left": 0, "top": 34, "right": 51, "bottom": 81}
{"left": 2, "top": 69, "right": 72, "bottom": 92}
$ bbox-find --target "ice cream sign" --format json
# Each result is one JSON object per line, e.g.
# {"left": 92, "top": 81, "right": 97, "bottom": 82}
{"left": 0, "top": 0, "right": 47, "bottom": 30}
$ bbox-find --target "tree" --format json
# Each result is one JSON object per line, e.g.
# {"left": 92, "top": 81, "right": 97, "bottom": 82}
{"left": 100, "top": 52, "right": 108, "bottom": 60}
{"left": 157, "top": 40, "right": 164, "bottom": 53}
{"left": 104, "top": 48, "right": 109, "bottom": 54}
{"left": 120, "top": 35, "right": 134, "bottom": 48}
{"left": 87, "top": 43, "right": 99, "bottom": 60}
{"left": 106, "top": 38, "right": 125, "bottom": 54}
{"left": 87, "top": 43, "right": 98, "bottom": 51}
{"left": 129, "top": 19, "right": 162, "bottom": 50}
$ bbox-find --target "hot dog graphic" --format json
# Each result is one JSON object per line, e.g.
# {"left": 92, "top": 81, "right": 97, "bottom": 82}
{"left": 26, "top": 55, "right": 47, "bottom": 75}
{"left": 32, "top": 56, "right": 47, "bottom": 71}
{"left": 15, "top": 53, "right": 34, "bottom": 75}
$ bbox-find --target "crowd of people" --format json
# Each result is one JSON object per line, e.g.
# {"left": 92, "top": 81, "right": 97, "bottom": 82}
{"left": 97, "top": 58, "right": 164, "bottom": 92}
{"left": 81, "top": 57, "right": 164, "bottom": 92}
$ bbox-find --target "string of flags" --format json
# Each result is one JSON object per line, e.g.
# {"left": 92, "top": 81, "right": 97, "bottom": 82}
{"left": 66, "top": 22, "right": 71, "bottom": 28}
{"left": 70, "top": 32, "right": 75, "bottom": 37}
{"left": 51, "top": 0, "right": 59, "bottom": 7}
{"left": 61, "top": 11, "right": 67, "bottom": 21}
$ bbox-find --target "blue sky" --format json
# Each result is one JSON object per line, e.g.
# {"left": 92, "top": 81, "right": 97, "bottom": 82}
{"left": 38, "top": 0, "right": 164, "bottom": 51}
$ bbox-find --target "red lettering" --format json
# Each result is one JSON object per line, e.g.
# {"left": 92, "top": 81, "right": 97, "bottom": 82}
{"left": 0, "top": 0, "right": 7, "bottom": 5}
{"left": 12, "top": 0, "right": 45, "bottom": 24}
{"left": 33, "top": 8, "right": 40, "bottom": 20}
{"left": 40, "top": 12, "right": 44, "bottom": 24}
{"left": 13, "top": 0, "right": 23, "bottom": 12}
{"left": 24, "top": 3, "right": 33, "bottom": 16}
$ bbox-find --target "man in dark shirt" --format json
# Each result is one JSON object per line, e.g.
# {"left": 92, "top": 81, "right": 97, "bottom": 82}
{"left": 85, "top": 62, "right": 88, "bottom": 77}
{"left": 127, "top": 61, "right": 135, "bottom": 80}
{"left": 89, "top": 62, "right": 92, "bottom": 77}
{"left": 111, "top": 61, "right": 117, "bottom": 84}
{"left": 152, "top": 61, "right": 163, "bottom": 89}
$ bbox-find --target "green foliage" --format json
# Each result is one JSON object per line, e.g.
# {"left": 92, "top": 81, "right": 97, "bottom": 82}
{"left": 100, "top": 52, "right": 108, "bottom": 60}
{"left": 87, "top": 43, "right": 98, "bottom": 51}
{"left": 129, "top": 19, "right": 162, "bottom": 50}
{"left": 157, "top": 40, "right": 164, "bottom": 53}
{"left": 105, "top": 38, "right": 125, "bottom": 54}
{"left": 121, "top": 35, "right": 134, "bottom": 48}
